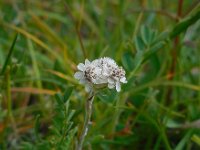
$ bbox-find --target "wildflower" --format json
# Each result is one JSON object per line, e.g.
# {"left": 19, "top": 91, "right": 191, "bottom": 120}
{"left": 74, "top": 57, "right": 127, "bottom": 92}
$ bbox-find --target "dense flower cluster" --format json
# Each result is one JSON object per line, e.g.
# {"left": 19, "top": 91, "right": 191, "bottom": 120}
{"left": 74, "top": 57, "right": 127, "bottom": 92}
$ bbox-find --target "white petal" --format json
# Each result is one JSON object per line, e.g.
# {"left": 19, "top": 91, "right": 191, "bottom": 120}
{"left": 108, "top": 83, "right": 115, "bottom": 89}
{"left": 79, "top": 79, "right": 86, "bottom": 84}
{"left": 102, "top": 71, "right": 109, "bottom": 76}
{"left": 94, "top": 68, "right": 102, "bottom": 75}
{"left": 92, "top": 78, "right": 99, "bottom": 84}
{"left": 77, "top": 63, "right": 85, "bottom": 71}
{"left": 102, "top": 66, "right": 110, "bottom": 76}
{"left": 120, "top": 77, "right": 127, "bottom": 83}
{"left": 85, "top": 59, "right": 90, "bottom": 65}
{"left": 99, "top": 79, "right": 107, "bottom": 84}
{"left": 74, "top": 72, "right": 84, "bottom": 80}
{"left": 85, "top": 84, "right": 92, "bottom": 93}
{"left": 113, "top": 76, "right": 119, "bottom": 81}
{"left": 116, "top": 82, "right": 121, "bottom": 92}
{"left": 102, "top": 78, "right": 108, "bottom": 84}
{"left": 93, "top": 78, "right": 104, "bottom": 84}
{"left": 108, "top": 78, "right": 114, "bottom": 84}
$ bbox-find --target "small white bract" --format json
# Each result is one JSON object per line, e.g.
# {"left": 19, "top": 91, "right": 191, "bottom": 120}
{"left": 74, "top": 57, "right": 127, "bottom": 92}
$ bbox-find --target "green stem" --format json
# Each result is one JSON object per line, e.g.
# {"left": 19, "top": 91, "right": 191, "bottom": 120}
{"left": 77, "top": 92, "right": 94, "bottom": 150}
{"left": 5, "top": 67, "right": 18, "bottom": 135}
{"left": 5, "top": 67, "right": 11, "bottom": 119}
{"left": 132, "top": 12, "right": 143, "bottom": 40}
{"left": 59, "top": 102, "right": 68, "bottom": 145}
{"left": 160, "top": 127, "right": 172, "bottom": 150}
{"left": 111, "top": 93, "right": 128, "bottom": 134}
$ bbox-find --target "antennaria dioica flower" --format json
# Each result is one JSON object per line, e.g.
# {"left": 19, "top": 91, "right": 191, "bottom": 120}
{"left": 74, "top": 57, "right": 127, "bottom": 150}
{"left": 74, "top": 57, "right": 127, "bottom": 92}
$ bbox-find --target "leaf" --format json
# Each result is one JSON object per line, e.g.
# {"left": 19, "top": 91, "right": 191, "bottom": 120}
{"left": 55, "top": 93, "right": 64, "bottom": 105}
{"left": 175, "top": 130, "right": 193, "bottom": 150}
{"left": 65, "top": 127, "right": 78, "bottom": 149}
{"left": 149, "top": 30, "right": 158, "bottom": 44}
{"left": 143, "top": 41, "right": 166, "bottom": 61}
{"left": 1, "top": 33, "right": 18, "bottom": 75}
{"left": 63, "top": 87, "right": 73, "bottom": 103}
{"left": 34, "top": 114, "right": 41, "bottom": 141}
{"left": 155, "top": 30, "right": 169, "bottom": 42}
{"left": 52, "top": 117, "right": 63, "bottom": 131}
{"left": 134, "top": 36, "right": 145, "bottom": 51}
{"left": 133, "top": 51, "right": 144, "bottom": 67}
{"left": 97, "top": 90, "right": 117, "bottom": 104}
{"left": 127, "top": 51, "right": 144, "bottom": 79}
{"left": 164, "top": 118, "right": 181, "bottom": 128}
{"left": 191, "top": 135, "right": 200, "bottom": 146}
{"left": 141, "top": 25, "right": 151, "bottom": 45}
{"left": 122, "top": 52, "right": 134, "bottom": 71}
{"left": 170, "top": 4, "right": 200, "bottom": 38}
{"left": 66, "top": 110, "right": 76, "bottom": 122}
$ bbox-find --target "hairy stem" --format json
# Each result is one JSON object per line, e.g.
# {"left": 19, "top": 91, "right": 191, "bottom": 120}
{"left": 77, "top": 92, "right": 94, "bottom": 150}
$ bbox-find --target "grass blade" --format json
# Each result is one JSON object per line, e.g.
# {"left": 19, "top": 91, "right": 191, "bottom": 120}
{"left": 170, "top": 4, "right": 200, "bottom": 38}
{"left": 1, "top": 33, "right": 18, "bottom": 75}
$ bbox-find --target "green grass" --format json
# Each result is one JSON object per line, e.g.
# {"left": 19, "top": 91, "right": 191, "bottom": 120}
{"left": 0, "top": 0, "right": 200, "bottom": 149}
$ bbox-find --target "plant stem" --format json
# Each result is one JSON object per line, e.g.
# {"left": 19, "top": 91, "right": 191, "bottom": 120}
{"left": 160, "top": 127, "right": 172, "bottom": 150}
{"left": 5, "top": 67, "right": 12, "bottom": 119}
{"left": 5, "top": 67, "right": 18, "bottom": 136}
{"left": 77, "top": 92, "right": 94, "bottom": 150}
{"left": 166, "top": 0, "right": 184, "bottom": 104}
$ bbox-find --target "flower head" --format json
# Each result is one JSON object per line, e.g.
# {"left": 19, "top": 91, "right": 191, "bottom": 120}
{"left": 74, "top": 57, "right": 127, "bottom": 92}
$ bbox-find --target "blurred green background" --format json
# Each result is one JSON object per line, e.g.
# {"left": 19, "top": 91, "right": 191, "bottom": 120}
{"left": 0, "top": 0, "right": 200, "bottom": 149}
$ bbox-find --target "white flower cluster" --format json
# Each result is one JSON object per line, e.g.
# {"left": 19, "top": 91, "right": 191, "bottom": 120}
{"left": 74, "top": 57, "right": 127, "bottom": 92}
